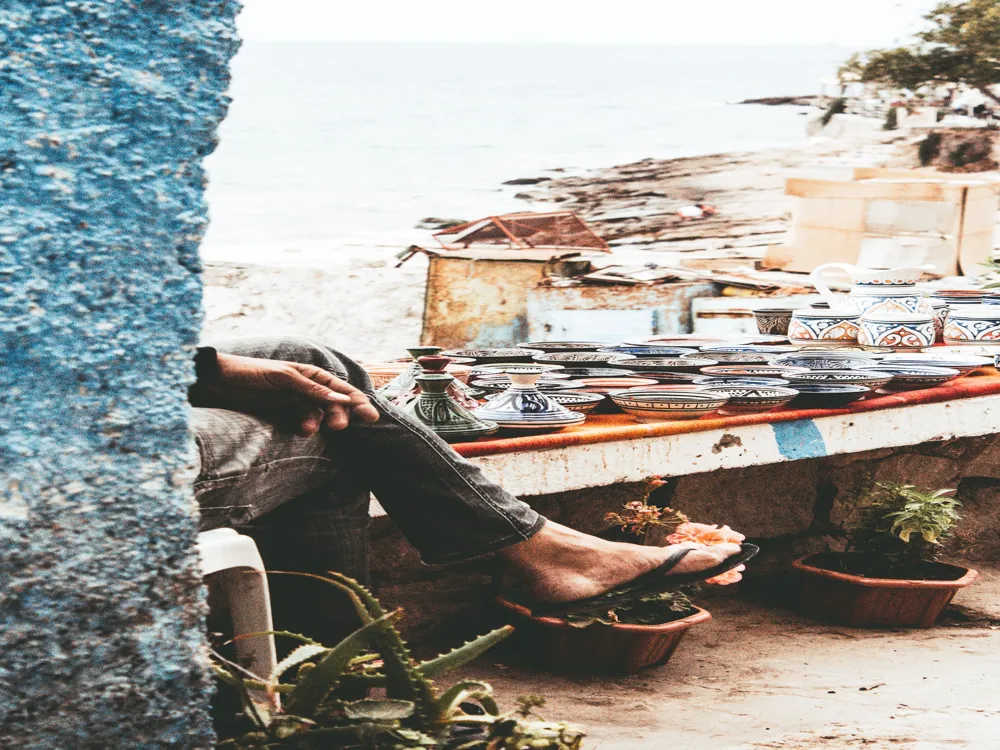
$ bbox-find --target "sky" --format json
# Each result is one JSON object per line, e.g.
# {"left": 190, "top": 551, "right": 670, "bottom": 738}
{"left": 236, "top": 0, "right": 942, "bottom": 46}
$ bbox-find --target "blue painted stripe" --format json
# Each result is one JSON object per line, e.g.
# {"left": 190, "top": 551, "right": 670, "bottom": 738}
{"left": 771, "top": 420, "right": 828, "bottom": 460}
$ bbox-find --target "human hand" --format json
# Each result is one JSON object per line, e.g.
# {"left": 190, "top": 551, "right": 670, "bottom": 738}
{"left": 196, "top": 353, "right": 380, "bottom": 436}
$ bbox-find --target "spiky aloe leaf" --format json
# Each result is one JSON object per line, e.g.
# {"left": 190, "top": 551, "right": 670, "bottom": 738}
{"left": 342, "top": 698, "right": 415, "bottom": 721}
{"left": 286, "top": 611, "right": 400, "bottom": 717}
{"left": 340, "top": 625, "right": 514, "bottom": 690}
{"left": 435, "top": 680, "right": 494, "bottom": 721}
{"left": 321, "top": 571, "right": 439, "bottom": 730}
{"left": 226, "top": 630, "right": 320, "bottom": 647}
{"left": 268, "top": 570, "right": 375, "bottom": 624}
{"left": 270, "top": 644, "right": 328, "bottom": 683}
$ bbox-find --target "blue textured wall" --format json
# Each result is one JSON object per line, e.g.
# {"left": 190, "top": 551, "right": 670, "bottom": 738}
{"left": 0, "top": 2, "right": 240, "bottom": 746}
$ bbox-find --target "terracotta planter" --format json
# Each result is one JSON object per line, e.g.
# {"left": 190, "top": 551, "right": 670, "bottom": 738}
{"left": 496, "top": 596, "right": 711, "bottom": 675}
{"left": 794, "top": 554, "right": 978, "bottom": 628}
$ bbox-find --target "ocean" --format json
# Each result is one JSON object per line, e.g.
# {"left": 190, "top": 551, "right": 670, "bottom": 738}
{"left": 202, "top": 42, "right": 858, "bottom": 250}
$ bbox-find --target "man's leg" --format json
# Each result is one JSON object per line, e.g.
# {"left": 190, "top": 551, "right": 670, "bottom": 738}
{"left": 204, "top": 335, "right": 546, "bottom": 566}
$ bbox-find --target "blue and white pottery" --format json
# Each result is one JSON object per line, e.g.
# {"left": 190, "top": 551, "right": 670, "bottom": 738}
{"left": 699, "top": 364, "right": 808, "bottom": 379}
{"left": 704, "top": 386, "right": 798, "bottom": 415}
{"left": 785, "top": 369, "right": 894, "bottom": 391}
{"left": 519, "top": 341, "right": 605, "bottom": 353}
{"left": 610, "top": 389, "right": 729, "bottom": 423}
{"left": 861, "top": 365, "right": 961, "bottom": 391}
{"left": 596, "top": 346, "right": 697, "bottom": 357}
{"left": 857, "top": 312, "right": 935, "bottom": 351}
{"left": 943, "top": 305, "right": 1000, "bottom": 346}
{"left": 773, "top": 352, "right": 878, "bottom": 370}
{"left": 533, "top": 352, "right": 635, "bottom": 367}
{"left": 691, "top": 376, "right": 792, "bottom": 387}
{"left": 931, "top": 300, "right": 948, "bottom": 343}
{"left": 473, "top": 367, "right": 585, "bottom": 432}
{"left": 930, "top": 289, "right": 984, "bottom": 307}
{"left": 811, "top": 263, "right": 934, "bottom": 317}
{"left": 787, "top": 308, "right": 861, "bottom": 347}
{"left": 877, "top": 353, "right": 992, "bottom": 374}
{"left": 983, "top": 293, "right": 1000, "bottom": 306}
{"left": 613, "top": 357, "right": 719, "bottom": 374}
{"left": 442, "top": 348, "right": 543, "bottom": 365}
{"left": 684, "top": 351, "right": 775, "bottom": 365}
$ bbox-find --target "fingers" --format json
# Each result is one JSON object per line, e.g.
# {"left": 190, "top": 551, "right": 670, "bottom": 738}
{"left": 280, "top": 367, "right": 354, "bottom": 407}
{"left": 323, "top": 403, "right": 351, "bottom": 432}
{"left": 296, "top": 407, "right": 326, "bottom": 437}
{"left": 289, "top": 364, "right": 381, "bottom": 424}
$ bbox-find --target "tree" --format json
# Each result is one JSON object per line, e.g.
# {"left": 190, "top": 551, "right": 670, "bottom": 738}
{"left": 842, "top": 0, "right": 1000, "bottom": 104}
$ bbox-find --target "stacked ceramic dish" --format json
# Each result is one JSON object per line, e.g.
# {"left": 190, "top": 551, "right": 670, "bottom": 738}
{"left": 789, "top": 383, "right": 871, "bottom": 408}
{"left": 533, "top": 352, "right": 635, "bottom": 367}
{"left": 609, "top": 389, "right": 729, "bottom": 423}
{"left": 930, "top": 289, "right": 984, "bottom": 307}
{"left": 942, "top": 305, "right": 1000, "bottom": 346}
{"left": 442, "top": 348, "right": 543, "bottom": 365}
{"left": 519, "top": 341, "right": 604, "bottom": 353}
{"left": 700, "top": 365, "right": 807, "bottom": 379}
{"left": 860, "top": 363, "right": 961, "bottom": 391}
{"left": 473, "top": 366, "right": 585, "bottom": 432}
{"left": 876, "top": 353, "right": 992, "bottom": 375}
{"left": 703, "top": 385, "right": 798, "bottom": 415}
{"left": 609, "top": 356, "right": 719, "bottom": 378}
{"left": 785, "top": 369, "right": 894, "bottom": 391}
{"left": 596, "top": 346, "right": 697, "bottom": 357}
{"left": 772, "top": 351, "right": 879, "bottom": 371}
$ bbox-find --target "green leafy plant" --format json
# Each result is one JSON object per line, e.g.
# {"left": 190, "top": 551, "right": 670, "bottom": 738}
{"left": 918, "top": 132, "right": 943, "bottom": 165}
{"left": 845, "top": 483, "right": 962, "bottom": 577}
{"left": 563, "top": 589, "right": 699, "bottom": 629}
{"left": 883, "top": 107, "right": 899, "bottom": 131}
{"left": 820, "top": 97, "right": 847, "bottom": 127}
{"left": 603, "top": 478, "right": 687, "bottom": 541}
{"left": 212, "top": 571, "right": 585, "bottom": 749}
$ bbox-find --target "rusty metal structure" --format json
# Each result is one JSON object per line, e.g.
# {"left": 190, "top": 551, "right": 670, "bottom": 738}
{"left": 433, "top": 211, "right": 610, "bottom": 252}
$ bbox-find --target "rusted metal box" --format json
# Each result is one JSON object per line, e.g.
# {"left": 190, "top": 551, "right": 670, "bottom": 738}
{"left": 420, "top": 249, "right": 717, "bottom": 347}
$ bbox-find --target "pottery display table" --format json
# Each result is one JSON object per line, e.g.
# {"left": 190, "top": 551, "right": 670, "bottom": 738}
{"left": 453, "top": 374, "right": 1000, "bottom": 497}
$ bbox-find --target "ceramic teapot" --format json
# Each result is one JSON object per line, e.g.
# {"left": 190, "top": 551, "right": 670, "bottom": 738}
{"left": 811, "top": 263, "right": 934, "bottom": 317}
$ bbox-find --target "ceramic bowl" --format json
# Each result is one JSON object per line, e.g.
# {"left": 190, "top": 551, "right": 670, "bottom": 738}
{"left": 610, "top": 389, "right": 729, "bottom": 423}
{"left": 772, "top": 352, "right": 878, "bottom": 370}
{"left": 533, "top": 352, "right": 635, "bottom": 367}
{"left": 753, "top": 307, "right": 797, "bottom": 336}
{"left": 704, "top": 386, "right": 798, "bottom": 415}
{"left": 785, "top": 369, "right": 894, "bottom": 390}
{"left": 691, "top": 376, "right": 792, "bottom": 387}
{"left": 488, "top": 389, "right": 605, "bottom": 415}
{"left": 983, "top": 292, "right": 1000, "bottom": 306}
{"left": 442, "top": 348, "right": 543, "bottom": 364}
{"left": 699, "top": 365, "right": 808, "bottom": 379}
{"left": 363, "top": 362, "right": 413, "bottom": 389}
{"left": 858, "top": 312, "right": 935, "bottom": 351}
{"left": 554, "top": 367, "right": 636, "bottom": 378}
{"left": 943, "top": 305, "right": 1000, "bottom": 346}
{"left": 569, "top": 377, "right": 660, "bottom": 395}
{"left": 519, "top": 341, "right": 605, "bottom": 353}
{"left": 610, "top": 357, "right": 718, "bottom": 375}
{"left": 930, "top": 289, "right": 984, "bottom": 306}
{"left": 698, "top": 345, "right": 798, "bottom": 354}
{"left": 635, "top": 371, "right": 704, "bottom": 384}
{"left": 789, "top": 383, "right": 871, "bottom": 408}
{"left": 862, "top": 365, "right": 961, "bottom": 391}
{"left": 596, "top": 346, "right": 698, "bottom": 357}
{"left": 474, "top": 362, "right": 565, "bottom": 375}
{"left": 877, "top": 353, "right": 992, "bottom": 375}
{"left": 686, "top": 351, "right": 776, "bottom": 365}
{"left": 468, "top": 377, "right": 579, "bottom": 395}
{"left": 787, "top": 309, "right": 861, "bottom": 347}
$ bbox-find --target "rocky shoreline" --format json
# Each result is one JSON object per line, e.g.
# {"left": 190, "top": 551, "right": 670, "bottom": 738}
{"left": 201, "top": 129, "right": 918, "bottom": 360}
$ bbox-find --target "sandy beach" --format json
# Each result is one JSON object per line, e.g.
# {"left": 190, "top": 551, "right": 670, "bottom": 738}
{"left": 200, "top": 127, "right": 917, "bottom": 361}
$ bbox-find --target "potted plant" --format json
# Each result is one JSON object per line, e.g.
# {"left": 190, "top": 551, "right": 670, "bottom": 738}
{"left": 213, "top": 571, "right": 584, "bottom": 749}
{"left": 794, "top": 482, "right": 978, "bottom": 628}
{"left": 497, "top": 479, "right": 748, "bottom": 675}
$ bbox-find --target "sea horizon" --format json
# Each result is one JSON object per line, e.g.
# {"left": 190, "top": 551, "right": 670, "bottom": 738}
{"left": 202, "top": 41, "right": 859, "bottom": 251}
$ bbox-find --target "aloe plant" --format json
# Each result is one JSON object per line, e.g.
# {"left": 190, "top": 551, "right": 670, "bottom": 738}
{"left": 213, "top": 572, "right": 585, "bottom": 749}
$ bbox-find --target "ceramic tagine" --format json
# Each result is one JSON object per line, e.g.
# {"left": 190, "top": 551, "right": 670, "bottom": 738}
{"left": 398, "top": 373, "right": 498, "bottom": 443}
{"left": 393, "top": 355, "right": 481, "bottom": 409}
{"left": 811, "top": 263, "right": 935, "bottom": 317}
{"left": 378, "top": 346, "right": 442, "bottom": 400}
{"left": 473, "top": 366, "right": 586, "bottom": 433}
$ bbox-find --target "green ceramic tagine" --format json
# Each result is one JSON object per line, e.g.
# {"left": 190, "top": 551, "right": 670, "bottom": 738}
{"left": 378, "top": 346, "right": 442, "bottom": 400}
{"left": 394, "top": 354, "right": 481, "bottom": 409}
{"left": 398, "top": 373, "right": 498, "bottom": 443}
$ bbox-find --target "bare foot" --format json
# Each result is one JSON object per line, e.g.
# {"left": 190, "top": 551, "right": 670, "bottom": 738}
{"left": 499, "top": 520, "right": 741, "bottom": 604}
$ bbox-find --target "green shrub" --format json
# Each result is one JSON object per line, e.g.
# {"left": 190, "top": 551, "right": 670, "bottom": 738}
{"left": 918, "top": 132, "right": 943, "bottom": 165}
{"left": 820, "top": 97, "right": 847, "bottom": 127}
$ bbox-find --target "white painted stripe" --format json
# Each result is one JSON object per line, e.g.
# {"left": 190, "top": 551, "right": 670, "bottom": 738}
{"left": 469, "top": 395, "right": 1000, "bottom": 496}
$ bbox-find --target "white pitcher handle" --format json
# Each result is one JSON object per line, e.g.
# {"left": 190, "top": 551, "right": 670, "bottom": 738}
{"left": 810, "top": 263, "right": 854, "bottom": 308}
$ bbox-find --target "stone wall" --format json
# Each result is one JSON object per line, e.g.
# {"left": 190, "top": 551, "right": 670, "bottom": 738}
{"left": 369, "top": 433, "right": 1000, "bottom": 645}
{"left": 0, "top": 3, "right": 239, "bottom": 746}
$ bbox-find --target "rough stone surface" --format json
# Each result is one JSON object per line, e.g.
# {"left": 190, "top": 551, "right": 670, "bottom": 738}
{"left": 0, "top": 3, "right": 239, "bottom": 746}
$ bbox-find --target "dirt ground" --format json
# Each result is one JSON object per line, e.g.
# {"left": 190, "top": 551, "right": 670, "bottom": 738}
{"left": 462, "top": 565, "right": 1000, "bottom": 750}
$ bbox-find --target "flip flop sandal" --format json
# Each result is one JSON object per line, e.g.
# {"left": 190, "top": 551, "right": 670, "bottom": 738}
{"left": 528, "top": 543, "right": 759, "bottom": 619}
